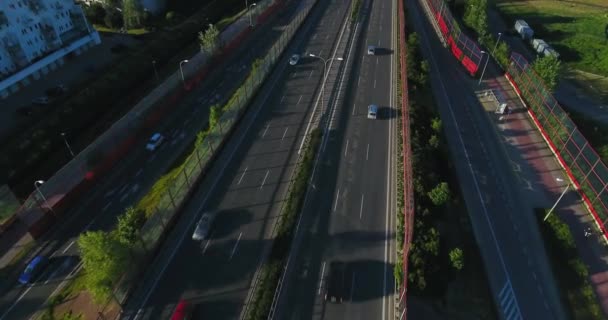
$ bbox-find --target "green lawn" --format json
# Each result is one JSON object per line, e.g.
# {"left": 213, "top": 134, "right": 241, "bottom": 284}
{"left": 497, "top": 0, "right": 608, "bottom": 77}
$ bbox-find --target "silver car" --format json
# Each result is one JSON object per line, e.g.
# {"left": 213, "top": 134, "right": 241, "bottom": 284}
{"left": 289, "top": 54, "right": 301, "bottom": 65}
{"left": 367, "top": 45, "right": 376, "bottom": 55}
{"left": 367, "top": 104, "right": 378, "bottom": 119}
{"left": 192, "top": 212, "right": 215, "bottom": 241}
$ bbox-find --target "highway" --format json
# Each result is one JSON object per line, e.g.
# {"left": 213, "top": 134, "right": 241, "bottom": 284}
{"left": 119, "top": 0, "right": 355, "bottom": 319}
{"left": 0, "top": 3, "right": 301, "bottom": 320}
{"left": 271, "top": 0, "right": 398, "bottom": 319}
{"left": 407, "top": 0, "right": 566, "bottom": 319}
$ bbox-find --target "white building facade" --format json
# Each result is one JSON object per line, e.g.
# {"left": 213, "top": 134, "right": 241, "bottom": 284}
{"left": 0, "top": 0, "right": 101, "bottom": 98}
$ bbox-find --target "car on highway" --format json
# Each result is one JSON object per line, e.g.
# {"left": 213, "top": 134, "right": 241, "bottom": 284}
{"left": 170, "top": 300, "right": 193, "bottom": 320}
{"left": 146, "top": 133, "right": 165, "bottom": 151}
{"left": 289, "top": 54, "right": 301, "bottom": 65}
{"left": 192, "top": 211, "right": 216, "bottom": 241}
{"left": 367, "top": 45, "right": 376, "bottom": 55}
{"left": 19, "top": 256, "right": 49, "bottom": 284}
{"left": 367, "top": 104, "right": 378, "bottom": 119}
{"left": 324, "top": 261, "right": 345, "bottom": 303}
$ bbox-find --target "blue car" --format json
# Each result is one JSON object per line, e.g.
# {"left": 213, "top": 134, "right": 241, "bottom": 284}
{"left": 19, "top": 256, "right": 48, "bottom": 285}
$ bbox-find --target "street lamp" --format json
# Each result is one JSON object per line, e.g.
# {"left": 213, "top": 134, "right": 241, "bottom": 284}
{"left": 491, "top": 32, "right": 503, "bottom": 55}
{"left": 152, "top": 60, "right": 159, "bottom": 82}
{"left": 34, "top": 180, "right": 54, "bottom": 214}
{"left": 308, "top": 54, "right": 344, "bottom": 112}
{"left": 61, "top": 132, "right": 75, "bottom": 158}
{"left": 246, "top": 1, "right": 257, "bottom": 27}
{"left": 478, "top": 50, "right": 490, "bottom": 86}
{"left": 179, "top": 59, "right": 189, "bottom": 87}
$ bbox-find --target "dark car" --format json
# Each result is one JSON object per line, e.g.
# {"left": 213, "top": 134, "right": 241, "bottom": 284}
{"left": 325, "top": 261, "right": 345, "bottom": 303}
{"left": 45, "top": 84, "right": 68, "bottom": 97}
{"left": 19, "top": 256, "right": 48, "bottom": 284}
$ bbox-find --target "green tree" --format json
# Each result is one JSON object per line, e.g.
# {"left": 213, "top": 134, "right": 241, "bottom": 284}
{"left": 430, "top": 117, "right": 442, "bottom": 133}
{"left": 122, "top": 0, "right": 143, "bottom": 29}
{"left": 104, "top": 9, "right": 123, "bottom": 29}
{"left": 78, "top": 231, "right": 128, "bottom": 303}
{"left": 199, "top": 24, "right": 221, "bottom": 55}
{"left": 427, "top": 182, "right": 450, "bottom": 206}
{"left": 84, "top": 2, "right": 106, "bottom": 25}
{"left": 532, "top": 55, "right": 562, "bottom": 92}
{"left": 494, "top": 41, "right": 510, "bottom": 69}
{"left": 449, "top": 247, "right": 465, "bottom": 270}
{"left": 429, "top": 135, "right": 440, "bottom": 149}
{"left": 209, "top": 104, "right": 222, "bottom": 129}
{"left": 463, "top": 0, "right": 489, "bottom": 44}
{"left": 116, "top": 207, "right": 145, "bottom": 248}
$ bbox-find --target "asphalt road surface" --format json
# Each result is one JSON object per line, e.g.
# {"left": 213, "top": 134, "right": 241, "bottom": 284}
{"left": 0, "top": 3, "right": 300, "bottom": 320}
{"left": 272, "top": 0, "right": 398, "bottom": 319}
{"left": 407, "top": 0, "right": 566, "bottom": 319}
{"left": 119, "top": 0, "right": 355, "bottom": 319}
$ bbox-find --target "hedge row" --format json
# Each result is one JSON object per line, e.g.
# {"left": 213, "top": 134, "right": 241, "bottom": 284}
{"left": 535, "top": 208, "right": 603, "bottom": 319}
{"left": 246, "top": 129, "right": 322, "bottom": 320}
{"left": 3, "top": 0, "right": 245, "bottom": 197}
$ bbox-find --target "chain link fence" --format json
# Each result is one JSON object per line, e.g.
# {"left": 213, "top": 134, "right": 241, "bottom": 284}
{"left": 420, "top": 0, "right": 483, "bottom": 76}
{"left": 506, "top": 52, "right": 608, "bottom": 236}
{"left": 110, "top": 0, "right": 317, "bottom": 304}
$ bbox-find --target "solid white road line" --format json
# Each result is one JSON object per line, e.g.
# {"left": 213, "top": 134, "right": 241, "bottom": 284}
{"left": 202, "top": 238, "right": 212, "bottom": 255}
{"left": 282, "top": 127, "right": 289, "bottom": 140}
{"left": 62, "top": 240, "right": 75, "bottom": 254}
{"left": 102, "top": 202, "right": 112, "bottom": 212}
{"left": 297, "top": 95, "right": 302, "bottom": 105}
{"left": 374, "top": 79, "right": 377, "bottom": 88}
{"left": 237, "top": 167, "right": 249, "bottom": 185}
{"left": 352, "top": 103, "right": 356, "bottom": 116}
{"left": 318, "top": 261, "right": 326, "bottom": 295}
{"left": 309, "top": 70, "right": 314, "bottom": 79}
{"left": 120, "top": 193, "right": 129, "bottom": 203}
{"left": 280, "top": 95, "right": 285, "bottom": 103}
{"left": 262, "top": 123, "right": 270, "bottom": 138}
{"left": 260, "top": 170, "right": 270, "bottom": 189}
{"left": 229, "top": 232, "right": 243, "bottom": 260}
{"left": 366, "top": 143, "right": 370, "bottom": 161}
{"left": 359, "top": 193, "right": 365, "bottom": 220}
{"left": 334, "top": 188, "right": 340, "bottom": 212}
{"left": 344, "top": 139, "right": 349, "bottom": 157}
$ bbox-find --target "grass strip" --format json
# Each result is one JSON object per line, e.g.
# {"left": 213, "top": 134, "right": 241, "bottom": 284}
{"left": 245, "top": 129, "right": 322, "bottom": 320}
{"left": 534, "top": 208, "right": 603, "bottom": 319}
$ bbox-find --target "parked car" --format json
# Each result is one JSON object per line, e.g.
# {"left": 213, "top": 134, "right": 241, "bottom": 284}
{"left": 32, "top": 96, "right": 50, "bottom": 105}
{"left": 145, "top": 133, "right": 165, "bottom": 151}
{"left": 367, "top": 104, "right": 378, "bottom": 119}
{"left": 325, "top": 261, "right": 345, "bottom": 303}
{"left": 45, "top": 84, "right": 68, "bottom": 97}
{"left": 192, "top": 211, "right": 216, "bottom": 241}
{"left": 289, "top": 54, "right": 301, "bottom": 65}
{"left": 19, "top": 256, "right": 49, "bottom": 284}
{"left": 170, "top": 300, "right": 193, "bottom": 320}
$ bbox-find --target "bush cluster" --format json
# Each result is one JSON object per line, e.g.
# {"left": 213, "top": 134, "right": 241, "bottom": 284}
{"left": 535, "top": 208, "right": 603, "bottom": 319}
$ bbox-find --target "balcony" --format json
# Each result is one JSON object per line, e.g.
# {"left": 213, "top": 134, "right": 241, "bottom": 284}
{"left": 25, "top": 0, "right": 45, "bottom": 14}
{"left": 0, "top": 11, "right": 8, "bottom": 27}
{"left": 40, "top": 24, "right": 60, "bottom": 50}
{"left": 4, "top": 40, "right": 28, "bottom": 67}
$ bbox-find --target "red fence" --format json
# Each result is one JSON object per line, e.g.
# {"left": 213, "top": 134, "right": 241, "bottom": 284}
{"left": 398, "top": 0, "right": 415, "bottom": 318}
{"left": 506, "top": 52, "right": 608, "bottom": 237}
{"left": 422, "top": 0, "right": 483, "bottom": 76}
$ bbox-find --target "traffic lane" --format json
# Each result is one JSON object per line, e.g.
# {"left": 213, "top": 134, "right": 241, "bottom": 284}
{"left": 446, "top": 67, "right": 563, "bottom": 317}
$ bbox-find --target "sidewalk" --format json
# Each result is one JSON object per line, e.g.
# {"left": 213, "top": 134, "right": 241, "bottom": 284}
{"left": 486, "top": 7, "right": 608, "bottom": 125}
{"left": 474, "top": 60, "right": 608, "bottom": 315}
{"left": 0, "top": 0, "right": 274, "bottom": 294}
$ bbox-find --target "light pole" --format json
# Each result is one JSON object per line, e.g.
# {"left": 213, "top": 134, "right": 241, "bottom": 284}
{"left": 152, "top": 60, "right": 159, "bottom": 82}
{"left": 478, "top": 50, "right": 490, "bottom": 86}
{"left": 543, "top": 184, "right": 571, "bottom": 221}
{"left": 61, "top": 132, "right": 75, "bottom": 158}
{"left": 491, "top": 32, "right": 503, "bottom": 55}
{"left": 246, "top": 1, "right": 257, "bottom": 27}
{"left": 179, "top": 59, "right": 189, "bottom": 87}
{"left": 34, "top": 180, "right": 54, "bottom": 214}
{"left": 308, "top": 54, "right": 344, "bottom": 112}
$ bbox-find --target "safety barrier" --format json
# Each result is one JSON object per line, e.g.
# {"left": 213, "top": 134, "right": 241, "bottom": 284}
{"left": 421, "top": 0, "right": 483, "bottom": 76}
{"left": 506, "top": 52, "right": 608, "bottom": 237}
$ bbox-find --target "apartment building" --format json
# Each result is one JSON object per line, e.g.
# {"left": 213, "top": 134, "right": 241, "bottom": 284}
{"left": 0, "top": 0, "right": 101, "bottom": 98}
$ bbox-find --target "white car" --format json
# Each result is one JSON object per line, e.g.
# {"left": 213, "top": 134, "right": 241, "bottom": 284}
{"left": 192, "top": 211, "right": 215, "bottom": 241}
{"left": 146, "top": 133, "right": 165, "bottom": 151}
{"left": 367, "top": 45, "right": 376, "bottom": 55}
{"left": 289, "top": 54, "right": 301, "bottom": 65}
{"left": 367, "top": 104, "right": 378, "bottom": 119}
